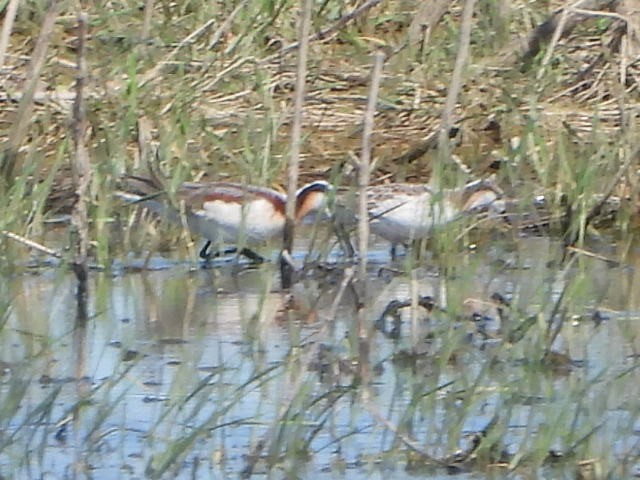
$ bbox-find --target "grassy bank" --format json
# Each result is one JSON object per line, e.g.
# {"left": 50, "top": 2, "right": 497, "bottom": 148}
{"left": 1, "top": 0, "right": 637, "bottom": 263}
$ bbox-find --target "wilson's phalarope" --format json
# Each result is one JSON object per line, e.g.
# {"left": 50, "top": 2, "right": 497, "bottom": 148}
{"left": 336, "top": 178, "right": 506, "bottom": 256}
{"left": 118, "top": 175, "right": 331, "bottom": 263}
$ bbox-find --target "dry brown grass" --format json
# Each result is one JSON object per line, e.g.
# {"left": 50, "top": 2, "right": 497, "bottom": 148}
{"left": 0, "top": 0, "right": 638, "bottom": 220}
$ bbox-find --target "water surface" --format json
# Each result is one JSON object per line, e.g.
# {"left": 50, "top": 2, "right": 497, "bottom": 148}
{"left": 2, "top": 236, "right": 640, "bottom": 478}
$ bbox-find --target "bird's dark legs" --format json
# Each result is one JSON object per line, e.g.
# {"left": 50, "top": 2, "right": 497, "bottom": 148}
{"left": 389, "top": 243, "right": 409, "bottom": 261}
{"left": 199, "top": 241, "right": 213, "bottom": 260}
{"left": 333, "top": 224, "right": 356, "bottom": 258}
{"left": 200, "top": 241, "right": 238, "bottom": 259}
{"left": 238, "top": 248, "right": 265, "bottom": 264}
{"left": 199, "top": 241, "right": 264, "bottom": 264}
{"left": 199, "top": 241, "right": 237, "bottom": 261}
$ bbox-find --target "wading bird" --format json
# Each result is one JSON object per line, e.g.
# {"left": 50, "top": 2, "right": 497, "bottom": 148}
{"left": 336, "top": 178, "right": 506, "bottom": 258}
{"left": 118, "top": 175, "right": 331, "bottom": 263}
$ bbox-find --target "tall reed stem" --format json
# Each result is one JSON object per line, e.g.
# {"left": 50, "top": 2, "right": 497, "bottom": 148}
{"left": 0, "top": 0, "right": 20, "bottom": 68}
{"left": 281, "top": 0, "right": 312, "bottom": 289}
{"left": 355, "top": 50, "right": 384, "bottom": 385}
{"left": 71, "top": 12, "right": 91, "bottom": 324}
{"left": 437, "top": 0, "right": 476, "bottom": 175}
{"left": 357, "top": 51, "right": 384, "bottom": 286}
{"left": 1, "top": 0, "right": 59, "bottom": 188}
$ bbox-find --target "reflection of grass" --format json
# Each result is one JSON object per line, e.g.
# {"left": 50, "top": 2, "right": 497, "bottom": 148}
{"left": 1, "top": 252, "right": 639, "bottom": 477}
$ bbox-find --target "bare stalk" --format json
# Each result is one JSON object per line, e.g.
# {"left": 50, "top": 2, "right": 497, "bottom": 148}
{"left": 355, "top": 50, "right": 384, "bottom": 386}
{"left": 357, "top": 51, "right": 385, "bottom": 286}
{"left": 408, "top": 0, "right": 450, "bottom": 53}
{"left": 1, "top": 230, "right": 62, "bottom": 259}
{"left": 264, "top": 0, "right": 382, "bottom": 62}
{"left": 437, "top": 0, "right": 476, "bottom": 169}
{"left": 71, "top": 12, "right": 91, "bottom": 325}
{"left": 142, "top": 0, "right": 155, "bottom": 39}
{"left": 280, "top": 0, "right": 312, "bottom": 290}
{"left": 0, "top": 0, "right": 20, "bottom": 68}
{"left": 1, "top": 0, "right": 59, "bottom": 187}
{"left": 536, "top": 7, "right": 569, "bottom": 81}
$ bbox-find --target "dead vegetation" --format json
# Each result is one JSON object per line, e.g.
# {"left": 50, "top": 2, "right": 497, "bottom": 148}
{"left": 1, "top": 0, "right": 639, "bottom": 241}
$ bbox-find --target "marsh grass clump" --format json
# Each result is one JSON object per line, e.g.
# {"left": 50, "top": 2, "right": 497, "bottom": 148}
{"left": 2, "top": 0, "right": 638, "bottom": 264}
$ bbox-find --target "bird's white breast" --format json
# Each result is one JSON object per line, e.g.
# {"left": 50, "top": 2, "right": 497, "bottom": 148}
{"left": 192, "top": 197, "right": 285, "bottom": 244}
{"left": 370, "top": 193, "right": 458, "bottom": 244}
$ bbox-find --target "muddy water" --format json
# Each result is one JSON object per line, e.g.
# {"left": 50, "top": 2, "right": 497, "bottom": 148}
{"left": 2, "top": 236, "right": 640, "bottom": 479}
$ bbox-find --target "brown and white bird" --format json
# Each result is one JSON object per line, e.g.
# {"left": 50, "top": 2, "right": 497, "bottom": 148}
{"left": 118, "top": 175, "right": 331, "bottom": 263}
{"left": 336, "top": 178, "right": 506, "bottom": 257}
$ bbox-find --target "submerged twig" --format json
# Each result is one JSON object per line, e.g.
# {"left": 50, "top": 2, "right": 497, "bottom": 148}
{"left": 365, "top": 401, "right": 448, "bottom": 466}
{"left": 1, "top": 230, "right": 62, "bottom": 259}
{"left": 565, "top": 245, "right": 622, "bottom": 267}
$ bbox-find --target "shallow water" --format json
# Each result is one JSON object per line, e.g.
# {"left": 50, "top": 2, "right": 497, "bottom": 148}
{"left": 2, "top": 235, "right": 640, "bottom": 479}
